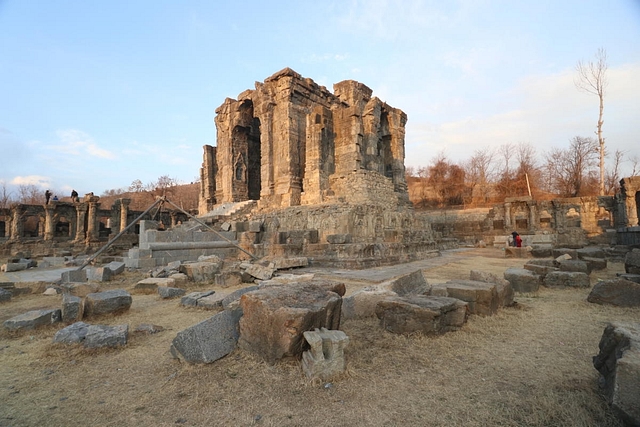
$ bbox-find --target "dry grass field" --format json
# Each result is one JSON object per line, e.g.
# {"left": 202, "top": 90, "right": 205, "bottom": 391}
{"left": 0, "top": 249, "right": 637, "bottom": 427}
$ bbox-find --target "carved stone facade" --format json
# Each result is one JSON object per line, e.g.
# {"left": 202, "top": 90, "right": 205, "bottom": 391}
{"left": 620, "top": 176, "right": 640, "bottom": 227}
{"left": 199, "top": 68, "right": 409, "bottom": 213}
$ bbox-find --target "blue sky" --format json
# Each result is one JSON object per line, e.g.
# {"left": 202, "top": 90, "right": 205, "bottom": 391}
{"left": 1, "top": 0, "right": 639, "bottom": 198}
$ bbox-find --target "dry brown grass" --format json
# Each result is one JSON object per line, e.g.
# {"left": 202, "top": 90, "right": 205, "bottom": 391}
{"left": 0, "top": 251, "right": 636, "bottom": 427}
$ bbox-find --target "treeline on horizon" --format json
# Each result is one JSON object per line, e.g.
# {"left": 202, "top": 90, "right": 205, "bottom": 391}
{"left": 406, "top": 137, "right": 638, "bottom": 209}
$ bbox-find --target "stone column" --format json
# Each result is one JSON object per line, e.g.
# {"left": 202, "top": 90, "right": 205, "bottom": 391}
{"left": 86, "top": 200, "right": 99, "bottom": 243}
{"left": 170, "top": 212, "right": 177, "bottom": 228}
{"left": 626, "top": 193, "right": 639, "bottom": 227}
{"left": 4, "top": 216, "right": 11, "bottom": 239}
{"left": 504, "top": 202, "right": 512, "bottom": 229}
{"left": 120, "top": 198, "right": 131, "bottom": 233}
{"left": 44, "top": 205, "right": 55, "bottom": 240}
{"left": 75, "top": 203, "right": 88, "bottom": 243}
{"left": 37, "top": 216, "right": 45, "bottom": 238}
{"left": 10, "top": 206, "right": 23, "bottom": 240}
{"left": 528, "top": 203, "right": 537, "bottom": 231}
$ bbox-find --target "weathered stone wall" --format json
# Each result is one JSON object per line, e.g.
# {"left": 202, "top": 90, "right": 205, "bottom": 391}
{"left": 201, "top": 68, "right": 409, "bottom": 213}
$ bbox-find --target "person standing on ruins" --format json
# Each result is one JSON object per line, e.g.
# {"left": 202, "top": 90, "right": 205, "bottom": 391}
{"left": 71, "top": 189, "right": 79, "bottom": 202}
{"left": 45, "top": 190, "right": 51, "bottom": 204}
{"left": 515, "top": 233, "right": 522, "bottom": 248}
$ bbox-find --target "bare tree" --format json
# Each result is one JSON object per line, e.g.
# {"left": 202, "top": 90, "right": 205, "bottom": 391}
{"left": 0, "top": 182, "right": 13, "bottom": 209}
{"left": 128, "top": 179, "right": 145, "bottom": 193}
{"left": 575, "top": 48, "right": 608, "bottom": 195}
{"left": 604, "top": 150, "right": 624, "bottom": 195}
{"left": 17, "top": 184, "right": 44, "bottom": 204}
{"left": 465, "top": 148, "right": 495, "bottom": 204}
{"left": 544, "top": 136, "right": 599, "bottom": 197}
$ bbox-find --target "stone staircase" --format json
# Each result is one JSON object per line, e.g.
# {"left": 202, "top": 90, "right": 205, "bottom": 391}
{"left": 199, "top": 200, "right": 257, "bottom": 219}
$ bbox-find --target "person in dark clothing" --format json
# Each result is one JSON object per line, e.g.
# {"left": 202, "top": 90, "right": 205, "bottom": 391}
{"left": 71, "top": 189, "right": 79, "bottom": 202}
{"left": 515, "top": 234, "right": 522, "bottom": 247}
{"left": 511, "top": 231, "right": 519, "bottom": 247}
{"left": 45, "top": 190, "right": 51, "bottom": 204}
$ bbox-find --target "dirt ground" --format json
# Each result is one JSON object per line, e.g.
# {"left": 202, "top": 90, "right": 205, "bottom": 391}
{"left": 0, "top": 249, "right": 637, "bottom": 427}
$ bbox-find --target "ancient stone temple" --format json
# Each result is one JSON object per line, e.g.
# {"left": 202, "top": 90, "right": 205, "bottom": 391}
{"left": 200, "top": 68, "right": 409, "bottom": 213}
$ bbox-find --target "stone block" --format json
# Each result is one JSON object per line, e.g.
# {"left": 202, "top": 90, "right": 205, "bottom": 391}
{"left": 326, "top": 234, "right": 352, "bottom": 244}
{"left": 158, "top": 286, "right": 186, "bottom": 299}
{"left": 552, "top": 248, "right": 577, "bottom": 259}
{"left": 504, "top": 268, "right": 542, "bottom": 293}
{"left": 468, "top": 270, "right": 514, "bottom": 308}
{"left": 383, "top": 270, "right": 430, "bottom": 296}
{"left": 84, "top": 289, "right": 132, "bottom": 317}
{"left": 238, "top": 283, "right": 342, "bottom": 364}
{"left": 212, "top": 271, "right": 242, "bottom": 287}
{"left": 168, "top": 272, "right": 188, "bottom": 284}
{"left": 272, "top": 256, "right": 309, "bottom": 270}
{"left": 197, "top": 292, "right": 227, "bottom": 309}
{"left": 60, "top": 282, "right": 100, "bottom": 297}
{"left": 583, "top": 257, "right": 607, "bottom": 271}
{"left": 625, "top": 249, "right": 640, "bottom": 274}
{"left": 258, "top": 273, "right": 316, "bottom": 286}
{"left": 523, "top": 259, "right": 559, "bottom": 277}
{"left": 181, "top": 290, "right": 216, "bottom": 307}
{"left": 105, "top": 261, "right": 126, "bottom": 275}
{"left": 135, "top": 277, "right": 175, "bottom": 294}
{"left": 84, "top": 324, "right": 129, "bottom": 348}
{"left": 592, "top": 322, "right": 640, "bottom": 426}
{"left": 53, "top": 321, "right": 90, "bottom": 344}
{"left": 577, "top": 247, "right": 606, "bottom": 259}
{"left": 341, "top": 287, "right": 397, "bottom": 320}
{"left": 618, "top": 274, "right": 640, "bottom": 284}
{"left": 86, "top": 267, "right": 112, "bottom": 282}
{"left": 221, "top": 285, "right": 259, "bottom": 309}
{"left": 247, "top": 221, "right": 263, "bottom": 232}
{"left": 432, "top": 280, "right": 499, "bottom": 316}
{"left": 61, "top": 294, "right": 83, "bottom": 323}
{"left": 43, "top": 256, "right": 66, "bottom": 267}
{"left": 4, "top": 309, "right": 62, "bottom": 331}
{"left": 587, "top": 278, "right": 640, "bottom": 307}
{"left": 61, "top": 269, "right": 87, "bottom": 283}
{"left": 1, "top": 262, "right": 29, "bottom": 272}
{"left": 0, "top": 288, "right": 11, "bottom": 303}
{"left": 302, "top": 328, "right": 349, "bottom": 380}
{"left": 544, "top": 271, "right": 590, "bottom": 288}
{"left": 243, "top": 263, "right": 276, "bottom": 281}
{"left": 181, "top": 262, "right": 221, "bottom": 282}
{"left": 375, "top": 296, "right": 468, "bottom": 335}
{"left": 220, "top": 222, "right": 231, "bottom": 231}
{"left": 127, "top": 248, "right": 152, "bottom": 259}
{"left": 558, "top": 259, "right": 591, "bottom": 274}
{"left": 530, "top": 246, "right": 553, "bottom": 258}
{"left": 125, "top": 258, "right": 157, "bottom": 269}
{"left": 170, "top": 308, "right": 243, "bottom": 364}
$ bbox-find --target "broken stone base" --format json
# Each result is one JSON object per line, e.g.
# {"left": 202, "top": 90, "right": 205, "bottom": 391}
{"left": 302, "top": 328, "right": 349, "bottom": 380}
{"left": 375, "top": 296, "right": 467, "bottom": 335}
{"left": 593, "top": 322, "right": 640, "bottom": 426}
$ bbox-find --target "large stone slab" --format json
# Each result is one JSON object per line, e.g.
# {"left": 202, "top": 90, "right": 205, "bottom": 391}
{"left": 552, "top": 248, "right": 577, "bottom": 259}
{"left": 625, "top": 249, "right": 640, "bottom": 274}
{"left": 375, "top": 296, "right": 467, "bottom": 335}
{"left": 242, "top": 263, "right": 276, "bottom": 281}
{"left": 544, "top": 271, "right": 590, "bottom": 288}
{"left": 4, "top": 309, "right": 61, "bottom": 331}
{"left": 383, "top": 270, "right": 430, "bottom": 296}
{"left": 523, "top": 259, "right": 558, "bottom": 277}
{"left": 170, "top": 308, "right": 243, "bottom": 364}
{"left": 181, "top": 290, "right": 215, "bottom": 307}
{"left": 593, "top": 322, "right": 640, "bottom": 426}
{"left": 61, "top": 269, "right": 87, "bottom": 283}
{"left": 221, "top": 286, "right": 259, "bottom": 309}
{"left": 105, "top": 261, "right": 126, "bottom": 275}
{"left": 238, "top": 283, "right": 342, "bottom": 364}
{"left": 134, "top": 277, "right": 175, "bottom": 294}
{"left": 431, "top": 280, "right": 499, "bottom": 316}
{"left": 577, "top": 247, "right": 606, "bottom": 260}
{"left": 84, "top": 289, "right": 132, "bottom": 317}
{"left": 582, "top": 257, "right": 607, "bottom": 271}
{"left": 158, "top": 286, "right": 186, "bottom": 299}
{"left": 84, "top": 324, "right": 129, "bottom": 348}
{"left": 271, "top": 256, "right": 309, "bottom": 270}
{"left": 197, "top": 292, "right": 227, "bottom": 309}
{"left": 557, "top": 259, "right": 591, "bottom": 275}
{"left": 504, "top": 268, "right": 541, "bottom": 293}
{"left": 53, "top": 321, "right": 90, "bottom": 344}
{"left": 587, "top": 278, "right": 640, "bottom": 307}
{"left": 1, "top": 262, "right": 29, "bottom": 272}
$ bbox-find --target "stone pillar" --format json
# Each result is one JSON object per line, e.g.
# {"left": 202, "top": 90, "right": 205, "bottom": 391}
{"left": 504, "top": 203, "right": 512, "bottom": 229}
{"left": 4, "top": 216, "right": 11, "bottom": 239}
{"left": 626, "top": 193, "right": 638, "bottom": 227}
{"left": 170, "top": 212, "right": 177, "bottom": 228}
{"left": 75, "top": 203, "right": 88, "bottom": 243}
{"left": 10, "top": 206, "right": 23, "bottom": 240}
{"left": 86, "top": 200, "right": 99, "bottom": 243}
{"left": 120, "top": 198, "right": 131, "bottom": 233}
{"left": 528, "top": 203, "right": 537, "bottom": 231}
{"left": 37, "top": 216, "right": 45, "bottom": 238}
{"left": 44, "top": 205, "right": 55, "bottom": 240}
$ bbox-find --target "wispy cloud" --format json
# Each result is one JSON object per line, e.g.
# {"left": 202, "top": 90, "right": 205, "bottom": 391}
{"left": 49, "top": 129, "right": 116, "bottom": 160}
{"left": 10, "top": 175, "right": 52, "bottom": 188}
